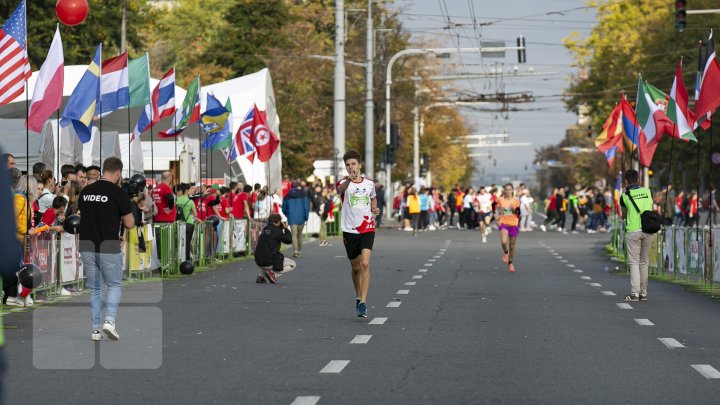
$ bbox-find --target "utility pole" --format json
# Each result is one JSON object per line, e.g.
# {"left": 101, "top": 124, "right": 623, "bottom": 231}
{"left": 413, "top": 74, "right": 420, "bottom": 183}
{"left": 121, "top": 0, "right": 127, "bottom": 53}
{"left": 334, "top": 0, "right": 346, "bottom": 177}
{"left": 364, "top": 0, "right": 374, "bottom": 178}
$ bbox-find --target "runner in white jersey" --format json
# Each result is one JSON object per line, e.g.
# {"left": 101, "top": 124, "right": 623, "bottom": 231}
{"left": 475, "top": 187, "right": 493, "bottom": 243}
{"left": 336, "top": 150, "right": 379, "bottom": 318}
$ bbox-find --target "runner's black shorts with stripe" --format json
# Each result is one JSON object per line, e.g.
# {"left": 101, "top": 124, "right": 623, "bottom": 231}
{"left": 343, "top": 232, "right": 375, "bottom": 260}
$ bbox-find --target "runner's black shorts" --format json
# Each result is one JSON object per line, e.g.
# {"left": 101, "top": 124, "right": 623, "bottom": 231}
{"left": 343, "top": 232, "right": 375, "bottom": 260}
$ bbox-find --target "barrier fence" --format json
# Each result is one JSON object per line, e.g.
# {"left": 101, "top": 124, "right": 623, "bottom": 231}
{"left": 607, "top": 216, "right": 720, "bottom": 294}
{"left": 12, "top": 213, "right": 343, "bottom": 304}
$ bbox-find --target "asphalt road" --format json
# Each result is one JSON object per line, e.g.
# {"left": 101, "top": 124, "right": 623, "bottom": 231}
{"left": 3, "top": 224, "right": 720, "bottom": 404}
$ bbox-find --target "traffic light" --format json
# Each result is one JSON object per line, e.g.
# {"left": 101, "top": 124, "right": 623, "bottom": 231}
{"left": 386, "top": 145, "right": 396, "bottom": 165}
{"left": 420, "top": 154, "right": 429, "bottom": 176}
{"left": 675, "top": 1, "right": 687, "bottom": 33}
{"left": 517, "top": 36, "right": 526, "bottom": 64}
{"left": 390, "top": 123, "right": 400, "bottom": 150}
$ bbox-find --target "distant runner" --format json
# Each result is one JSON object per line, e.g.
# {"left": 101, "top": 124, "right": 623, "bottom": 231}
{"left": 475, "top": 187, "right": 493, "bottom": 243}
{"left": 336, "top": 151, "right": 379, "bottom": 318}
{"left": 496, "top": 183, "right": 521, "bottom": 273}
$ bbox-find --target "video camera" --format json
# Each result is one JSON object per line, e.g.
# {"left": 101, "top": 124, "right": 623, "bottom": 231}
{"left": 121, "top": 174, "right": 147, "bottom": 198}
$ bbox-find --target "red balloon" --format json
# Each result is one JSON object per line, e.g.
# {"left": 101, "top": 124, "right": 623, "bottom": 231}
{"left": 56, "top": 0, "right": 89, "bottom": 27}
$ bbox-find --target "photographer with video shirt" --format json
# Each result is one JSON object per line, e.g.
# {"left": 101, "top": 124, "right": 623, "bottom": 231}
{"left": 78, "top": 157, "right": 134, "bottom": 341}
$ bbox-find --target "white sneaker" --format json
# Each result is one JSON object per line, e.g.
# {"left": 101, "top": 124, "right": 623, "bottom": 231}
{"left": 557, "top": 228, "right": 563, "bottom": 232}
{"left": 5, "top": 297, "right": 24, "bottom": 306}
{"left": 540, "top": 225, "right": 547, "bottom": 232}
{"left": 482, "top": 236, "right": 487, "bottom": 244}
{"left": 456, "top": 223, "right": 461, "bottom": 230}
{"left": 572, "top": 231, "right": 579, "bottom": 234}
{"left": 402, "top": 227, "right": 413, "bottom": 232}
{"left": 428, "top": 225, "right": 437, "bottom": 231}
{"left": 24, "top": 296, "right": 34, "bottom": 306}
{"left": 102, "top": 320, "right": 119, "bottom": 340}
{"left": 91, "top": 329, "right": 102, "bottom": 341}
{"left": 60, "top": 288, "right": 72, "bottom": 296}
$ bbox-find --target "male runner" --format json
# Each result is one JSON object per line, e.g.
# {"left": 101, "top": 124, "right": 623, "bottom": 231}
{"left": 496, "top": 183, "right": 521, "bottom": 273}
{"left": 475, "top": 187, "right": 493, "bottom": 243}
{"left": 336, "top": 151, "right": 379, "bottom": 317}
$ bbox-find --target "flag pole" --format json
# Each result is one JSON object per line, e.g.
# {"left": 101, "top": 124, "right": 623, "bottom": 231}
{"left": 709, "top": 118, "right": 714, "bottom": 285}
{"left": 664, "top": 130, "right": 677, "bottom": 222}
{"left": 697, "top": 125, "right": 701, "bottom": 241}
{"left": 99, "top": 44, "right": 103, "bottom": 165}
{"left": 127, "top": 105, "right": 131, "bottom": 176}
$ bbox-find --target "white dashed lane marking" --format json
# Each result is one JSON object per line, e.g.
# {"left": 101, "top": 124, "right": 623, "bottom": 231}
{"left": 350, "top": 335, "right": 372, "bottom": 344}
{"left": 386, "top": 301, "right": 401, "bottom": 308}
{"left": 658, "top": 338, "right": 685, "bottom": 349}
{"left": 413, "top": 275, "right": 423, "bottom": 279}
{"left": 560, "top": 260, "right": 568, "bottom": 263}
{"left": 433, "top": 256, "right": 441, "bottom": 258}
{"left": 601, "top": 291, "right": 616, "bottom": 296}
{"left": 320, "top": 360, "right": 350, "bottom": 373}
{"left": 405, "top": 282, "right": 416, "bottom": 286}
{"left": 566, "top": 264, "right": 575, "bottom": 268}
{"left": 369, "top": 317, "right": 387, "bottom": 325}
{"left": 428, "top": 259, "right": 436, "bottom": 262}
{"left": 692, "top": 365, "right": 720, "bottom": 379}
{"left": 580, "top": 276, "right": 591, "bottom": 280}
{"left": 573, "top": 270, "right": 583, "bottom": 273}
{"left": 588, "top": 283, "right": 602, "bottom": 287}
{"left": 424, "top": 263, "right": 433, "bottom": 267}
{"left": 419, "top": 269, "right": 428, "bottom": 273}
{"left": 397, "top": 290, "right": 410, "bottom": 295}
{"left": 292, "top": 396, "right": 321, "bottom": 405}
{"left": 617, "top": 303, "right": 633, "bottom": 309}
{"left": 635, "top": 319, "right": 654, "bottom": 326}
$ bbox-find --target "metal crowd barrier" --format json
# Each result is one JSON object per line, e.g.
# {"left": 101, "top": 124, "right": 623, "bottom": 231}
{"left": 607, "top": 216, "right": 720, "bottom": 294}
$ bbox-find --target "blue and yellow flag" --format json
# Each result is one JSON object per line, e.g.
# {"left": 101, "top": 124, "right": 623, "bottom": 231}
{"left": 201, "top": 93, "right": 229, "bottom": 135}
{"left": 61, "top": 44, "right": 101, "bottom": 143}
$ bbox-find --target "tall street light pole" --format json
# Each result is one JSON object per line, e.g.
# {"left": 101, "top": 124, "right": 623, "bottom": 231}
{"left": 364, "top": 0, "right": 374, "bottom": 178}
{"left": 334, "top": 0, "right": 346, "bottom": 177}
{"left": 385, "top": 45, "right": 523, "bottom": 219}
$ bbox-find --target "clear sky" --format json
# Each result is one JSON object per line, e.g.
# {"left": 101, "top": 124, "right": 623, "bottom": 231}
{"left": 391, "top": 0, "right": 596, "bottom": 185}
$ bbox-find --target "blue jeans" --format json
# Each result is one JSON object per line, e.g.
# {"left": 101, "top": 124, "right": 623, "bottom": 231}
{"left": 81, "top": 251, "right": 123, "bottom": 329}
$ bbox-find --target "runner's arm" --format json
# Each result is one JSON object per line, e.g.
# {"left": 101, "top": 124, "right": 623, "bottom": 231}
{"left": 336, "top": 177, "right": 352, "bottom": 194}
{"left": 371, "top": 197, "right": 379, "bottom": 216}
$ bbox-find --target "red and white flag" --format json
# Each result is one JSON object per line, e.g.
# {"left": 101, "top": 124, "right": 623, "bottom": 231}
{"left": 250, "top": 104, "right": 279, "bottom": 162}
{"left": 0, "top": 0, "right": 31, "bottom": 105}
{"left": 26, "top": 26, "right": 63, "bottom": 133}
{"left": 695, "top": 30, "right": 720, "bottom": 121}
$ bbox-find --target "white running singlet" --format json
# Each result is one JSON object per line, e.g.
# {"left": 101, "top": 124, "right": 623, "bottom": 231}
{"left": 475, "top": 193, "right": 492, "bottom": 213}
{"left": 338, "top": 178, "right": 376, "bottom": 234}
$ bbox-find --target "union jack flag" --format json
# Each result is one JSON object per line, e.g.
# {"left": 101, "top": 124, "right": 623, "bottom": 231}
{"left": 228, "top": 107, "right": 258, "bottom": 163}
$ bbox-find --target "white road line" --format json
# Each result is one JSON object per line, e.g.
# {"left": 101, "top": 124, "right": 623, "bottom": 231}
{"left": 580, "top": 276, "right": 592, "bottom": 280}
{"left": 634, "top": 319, "right": 654, "bottom": 326}
{"left": 560, "top": 260, "right": 568, "bottom": 263}
{"left": 386, "top": 301, "right": 401, "bottom": 308}
{"left": 439, "top": 249, "right": 447, "bottom": 252}
{"left": 566, "top": 264, "right": 575, "bottom": 268}
{"left": 413, "top": 275, "right": 423, "bottom": 279}
{"left": 320, "top": 360, "right": 350, "bottom": 373}
{"left": 350, "top": 335, "right": 373, "bottom": 344}
{"left": 424, "top": 263, "right": 433, "bottom": 267}
{"left": 405, "top": 282, "right": 417, "bottom": 286}
{"left": 419, "top": 269, "right": 428, "bottom": 273}
{"left": 573, "top": 270, "right": 583, "bottom": 273}
{"left": 369, "top": 317, "right": 387, "bottom": 325}
{"left": 557, "top": 256, "right": 563, "bottom": 259}
{"left": 601, "top": 291, "right": 616, "bottom": 296}
{"left": 291, "top": 396, "right": 321, "bottom": 405}
{"left": 397, "top": 290, "right": 410, "bottom": 295}
{"left": 658, "top": 338, "right": 685, "bottom": 349}
{"left": 616, "top": 303, "right": 633, "bottom": 309}
{"left": 433, "top": 256, "right": 441, "bottom": 258}
{"left": 428, "top": 259, "right": 436, "bottom": 262}
{"left": 692, "top": 365, "right": 720, "bottom": 379}
{"left": 588, "top": 283, "right": 602, "bottom": 287}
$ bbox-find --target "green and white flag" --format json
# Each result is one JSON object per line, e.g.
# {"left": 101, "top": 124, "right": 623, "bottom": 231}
{"left": 128, "top": 53, "right": 150, "bottom": 108}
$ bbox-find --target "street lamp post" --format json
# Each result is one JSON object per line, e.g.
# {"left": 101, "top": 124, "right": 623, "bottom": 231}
{"left": 334, "top": 0, "right": 346, "bottom": 178}
{"left": 365, "top": 0, "right": 374, "bottom": 178}
{"left": 384, "top": 46, "right": 523, "bottom": 219}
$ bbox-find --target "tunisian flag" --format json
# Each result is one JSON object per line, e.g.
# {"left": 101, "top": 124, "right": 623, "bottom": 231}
{"left": 250, "top": 103, "right": 279, "bottom": 162}
{"left": 26, "top": 26, "right": 63, "bottom": 133}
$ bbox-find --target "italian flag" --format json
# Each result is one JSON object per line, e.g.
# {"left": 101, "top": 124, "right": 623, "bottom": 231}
{"left": 636, "top": 76, "right": 675, "bottom": 147}
{"left": 667, "top": 60, "right": 698, "bottom": 142}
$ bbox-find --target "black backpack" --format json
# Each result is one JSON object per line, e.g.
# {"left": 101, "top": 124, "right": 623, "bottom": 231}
{"left": 625, "top": 190, "right": 661, "bottom": 234}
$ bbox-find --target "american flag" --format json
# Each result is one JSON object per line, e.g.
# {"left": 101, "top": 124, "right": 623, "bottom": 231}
{"left": 0, "top": 0, "right": 31, "bottom": 105}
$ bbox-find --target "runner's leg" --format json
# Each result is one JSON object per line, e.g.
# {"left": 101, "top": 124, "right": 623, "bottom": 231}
{"left": 359, "top": 248, "right": 372, "bottom": 302}
{"left": 350, "top": 255, "right": 363, "bottom": 300}
{"left": 508, "top": 236, "right": 517, "bottom": 263}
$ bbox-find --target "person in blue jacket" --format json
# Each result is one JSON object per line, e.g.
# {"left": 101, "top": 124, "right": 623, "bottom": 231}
{"left": 282, "top": 180, "right": 309, "bottom": 258}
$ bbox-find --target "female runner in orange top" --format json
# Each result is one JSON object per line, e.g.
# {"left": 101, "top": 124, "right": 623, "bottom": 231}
{"left": 495, "top": 183, "right": 521, "bottom": 273}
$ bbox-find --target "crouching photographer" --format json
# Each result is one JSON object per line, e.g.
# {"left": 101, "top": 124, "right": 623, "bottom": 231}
{"left": 78, "top": 157, "right": 134, "bottom": 341}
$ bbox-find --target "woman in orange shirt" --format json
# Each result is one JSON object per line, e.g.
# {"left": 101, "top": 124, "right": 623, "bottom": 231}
{"left": 495, "top": 183, "right": 521, "bottom": 273}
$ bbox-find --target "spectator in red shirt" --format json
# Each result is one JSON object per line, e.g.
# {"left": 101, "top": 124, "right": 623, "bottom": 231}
{"left": 232, "top": 184, "right": 252, "bottom": 219}
{"left": 249, "top": 183, "right": 260, "bottom": 217}
{"left": 153, "top": 171, "right": 176, "bottom": 223}
{"left": 218, "top": 187, "right": 231, "bottom": 220}
{"left": 41, "top": 196, "right": 68, "bottom": 233}
{"left": 281, "top": 175, "right": 291, "bottom": 198}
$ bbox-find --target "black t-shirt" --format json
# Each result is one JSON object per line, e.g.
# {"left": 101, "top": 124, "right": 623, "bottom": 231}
{"left": 78, "top": 179, "right": 132, "bottom": 253}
